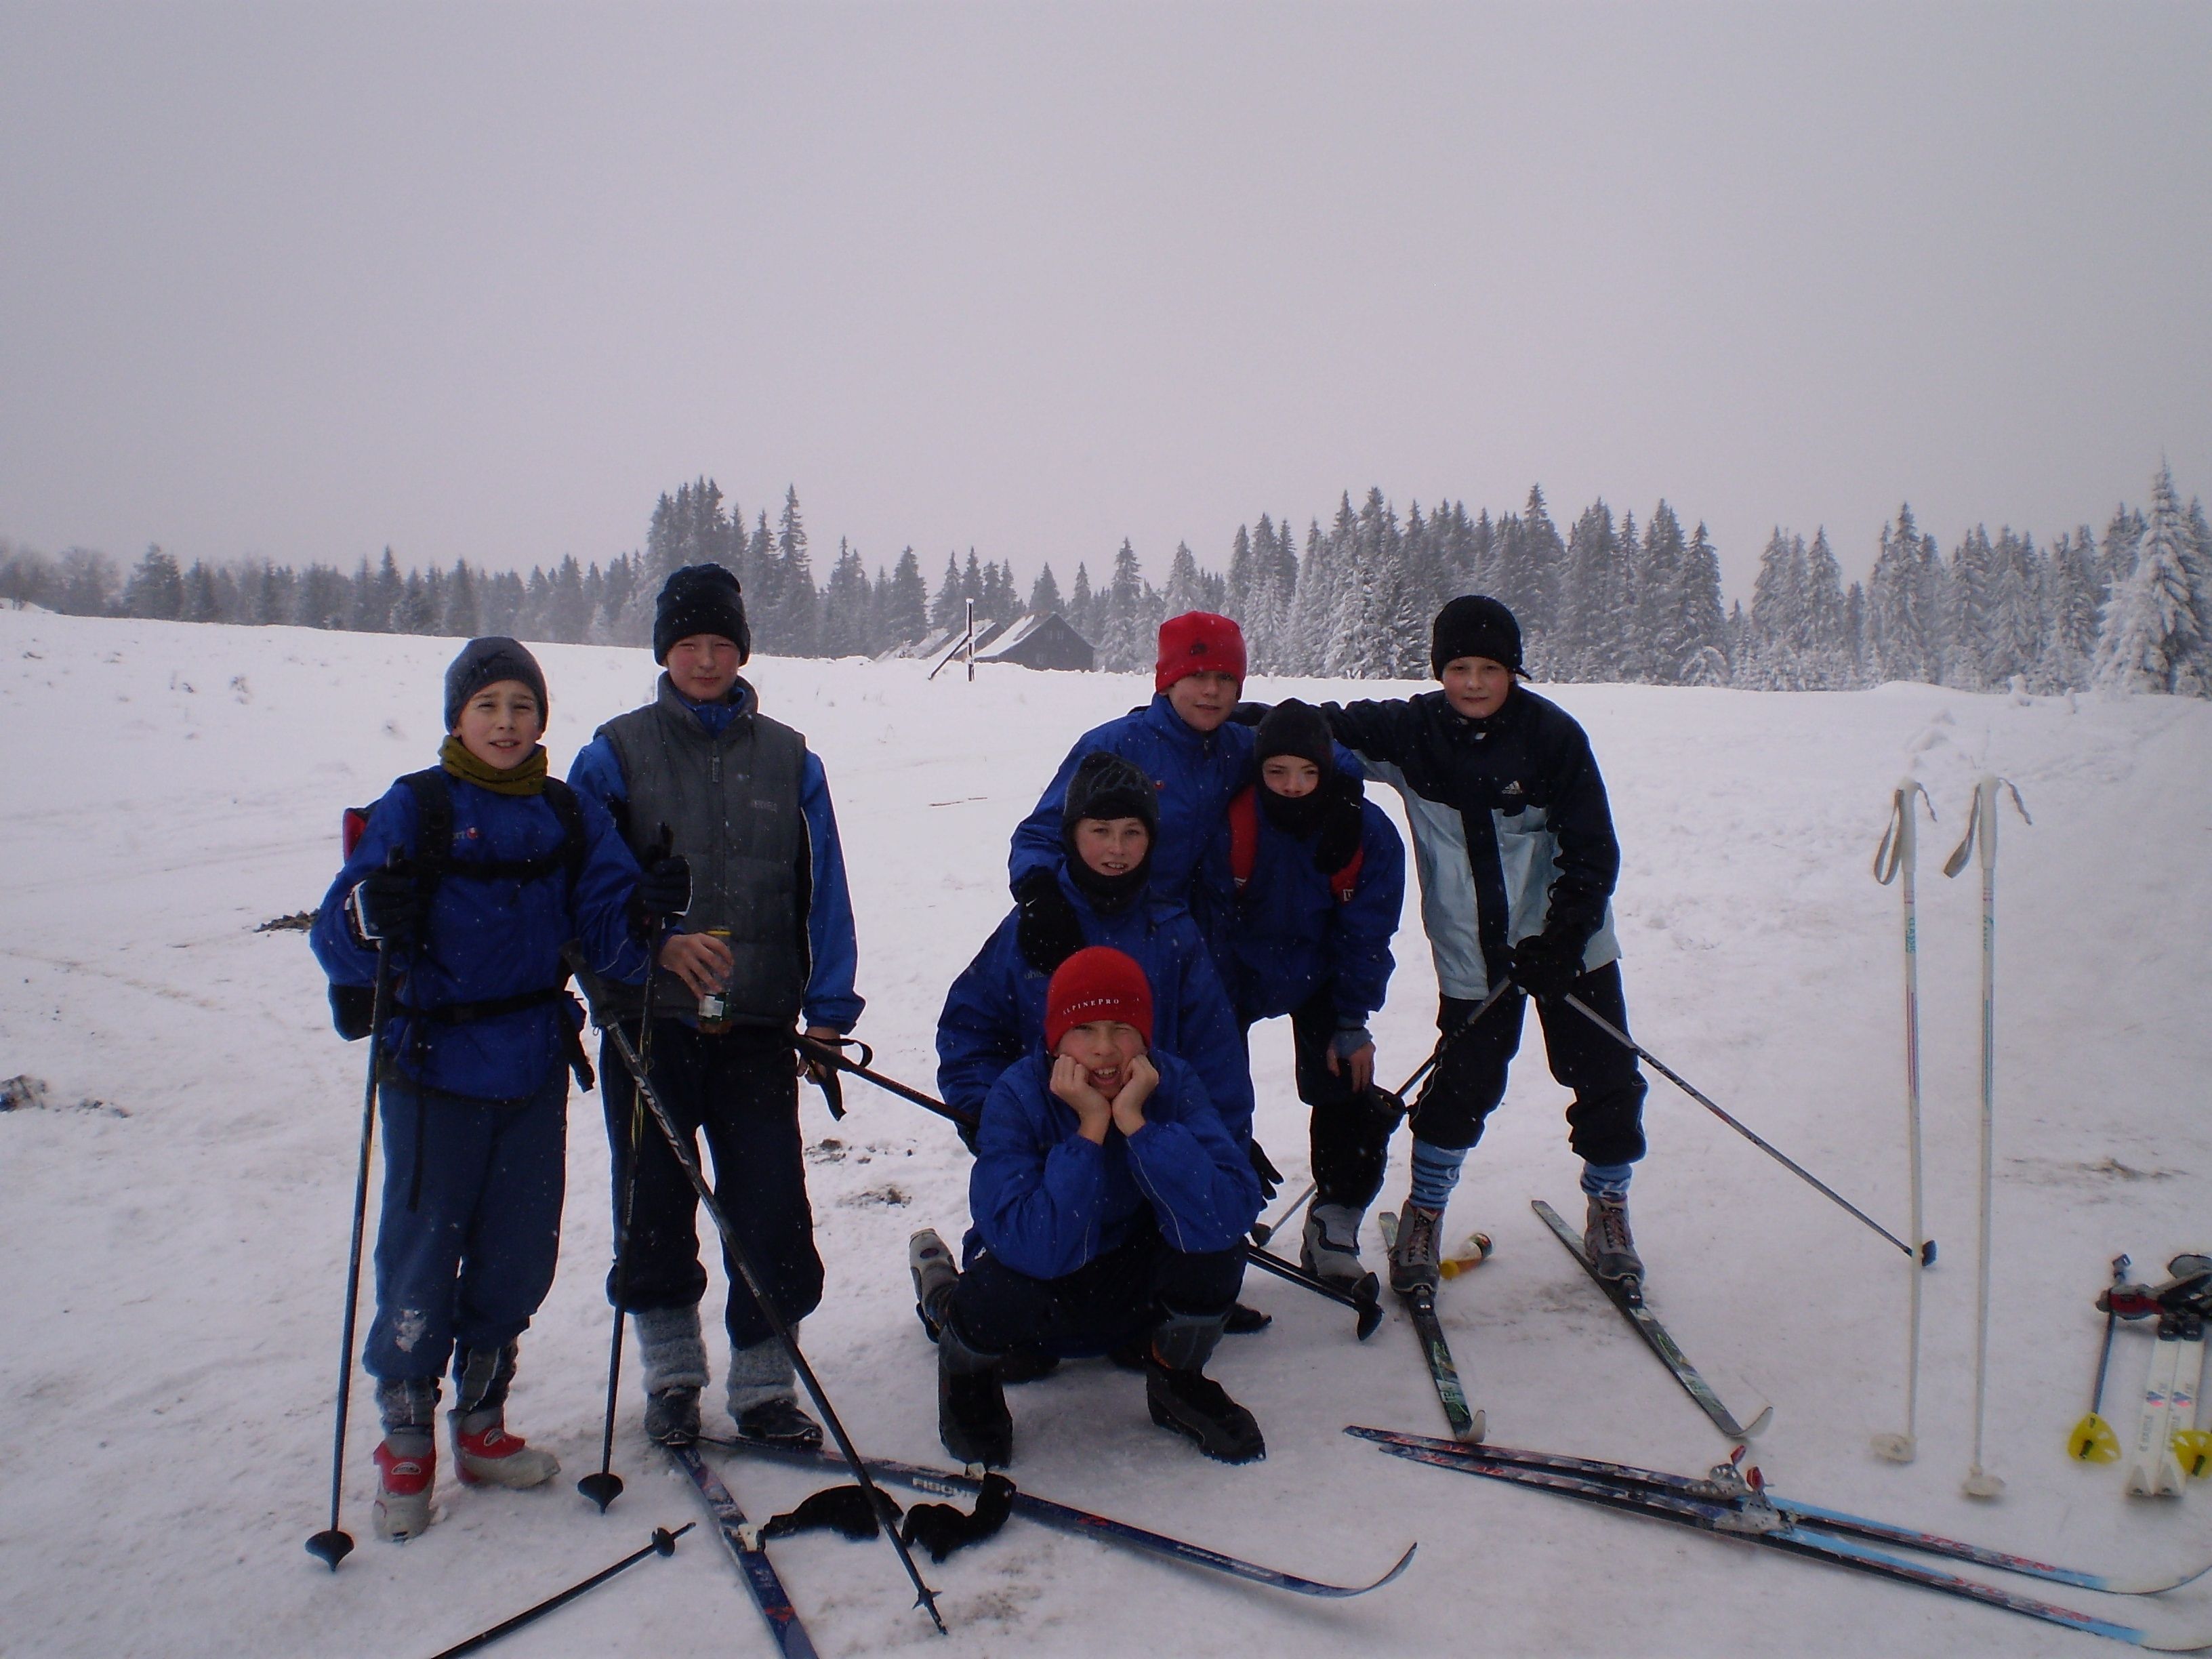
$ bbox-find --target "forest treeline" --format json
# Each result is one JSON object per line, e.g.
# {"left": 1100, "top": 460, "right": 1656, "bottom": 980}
{"left": 3, "top": 466, "right": 2206, "bottom": 696}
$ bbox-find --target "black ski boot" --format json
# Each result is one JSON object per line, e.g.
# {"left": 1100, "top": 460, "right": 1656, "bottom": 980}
{"left": 1584, "top": 1193, "right": 1644, "bottom": 1297}
{"left": 1143, "top": 1309, "right": 1265, "bottom": 1465}
{"left": 735, "top": 1395, "right": 823, "bottom": 1452}
{"left": 937, "top": 1321, "right": 1012, "bottom": 1467}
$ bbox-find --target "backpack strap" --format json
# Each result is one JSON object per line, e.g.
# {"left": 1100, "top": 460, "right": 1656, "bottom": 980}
{"left": 1233, "top": 783, "right": 1364, "bottom": 901}
{"left": 1329, "top": 845, "right": 1365, "bottom": 905}
{"left": 396, "top": 769, "right": 582, "bottom": 886}
{"left": 1227, "top": 787, "right": 1258, "bottom": 889}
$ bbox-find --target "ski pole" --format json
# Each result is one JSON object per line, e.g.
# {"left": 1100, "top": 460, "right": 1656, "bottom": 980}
{"left": 1559, "top": 993, "right": 1925, "bottom": 1262}
{"left": 306, "top": 864, "right": 399, "bottom": 1573}
{"left": 1871, "top": 778, "right": 1937, "bottom": 1465}
{"left": 605, "top": 1022, "right": 948, "bottom": 1633}
{"left": 1945, "top": 773, "right": 2030, "bottom": 1500}
{"left": 425, "top": 1523, "right": 693, "bottom": 1658}
{"left": 1393, "top": 980, "right": 1514, "bottom": 1109}
{"left": 794, "top": 1035, "right": 1381, "bottom": 1338}
{"left": 579, "top": 966, "right": 659, "bottom": 1514}
{"left": 2071, "top": 1254, "right": 2132, "bottom": 1462}
{"left": 1251, "top": 1181, "right": 1314, "bottom": 1246}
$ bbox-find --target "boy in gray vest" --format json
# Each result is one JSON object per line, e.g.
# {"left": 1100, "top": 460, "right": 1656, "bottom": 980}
{"left": 570, "top": 563, "right": 863, "bottom": 1448}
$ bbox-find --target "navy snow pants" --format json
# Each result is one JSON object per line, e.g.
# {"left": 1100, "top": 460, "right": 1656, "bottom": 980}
{"left": 600, "top": 1023, "right": 823, "bottom": 1352}
{"left": 948, "top": 1215, "right": 1244, "bottom": 1360}
{"left": 364, "top": 1069, "right": 568, "bottom": 1383}
{"left": 1412, "top": 960, "right": 1648, "bottom": 1166}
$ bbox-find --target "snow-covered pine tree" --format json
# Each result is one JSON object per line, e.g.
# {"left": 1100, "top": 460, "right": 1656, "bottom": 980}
{"left": 1677, "top": 523, "right": 1729, "bottom": 682}
{"left": 1867, "top": 505, "right": 1942, "bottom": 684}
{"left": 1069, "top": 562, "right": 1094, "bottom": 642}
{"left": 1942, "top": 525, "right": 1996, "bottom": 689}
{"left": 1099, "top": 539, "right": 1152, "bottom": 672}
{"left": 2096, "top": 464, "right": 2207, "bottom": 695}
{"left": 1029, "top": 562, "right": 1064, "bottom": 617}
{"left": 819, "top": 539, "right": 874, "bottom": 657}
{"left": 1224, "top": 525, "right": 1254, "bottom": 621}
{"left": 1161, "top": 541, "right": 1206, "bottom": 619}
{"left": 1802, "top": 529, "right": 1853, "bottom": 687}
{"left": 1746, "top": 529, "right": 1809, "bottom": 689}
{"left": 1557, "top": 501, "right": 1621, "bottom": 682}
{"left": 1636, "top": 504, "right": 1687, "bottom": 682}
{"left": 2032, "top": 530, "right": 2093, "bottom": 690}
{"left": 928, "top": 553, "right": 966, "bottom": 635}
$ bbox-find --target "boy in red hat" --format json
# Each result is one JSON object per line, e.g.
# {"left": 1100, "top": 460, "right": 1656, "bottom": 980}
{"left": 920, "top": 947, "right": 1265, "bottom": 1468}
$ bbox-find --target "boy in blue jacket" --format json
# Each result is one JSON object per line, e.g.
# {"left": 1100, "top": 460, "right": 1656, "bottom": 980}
{"left": 938, "top": 750, "right": 1254, "bottom": 1145}
{"left": 924, "top": 948, "right": 1265, "bottom": 1468}
{"left": 1221, "top": 701, "right": 1406, "bottom": 1293}
{"left": 312, "top": 638, "right": 668, "bottom": 1541}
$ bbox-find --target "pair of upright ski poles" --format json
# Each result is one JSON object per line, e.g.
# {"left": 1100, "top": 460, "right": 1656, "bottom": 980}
{"left": 1871, "top": 772, "right": 2031, "bottom": 1498}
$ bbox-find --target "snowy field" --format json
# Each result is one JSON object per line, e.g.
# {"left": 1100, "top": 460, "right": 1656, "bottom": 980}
{"left": 2, "top": 609, "right": 2209, "bottom": 1659}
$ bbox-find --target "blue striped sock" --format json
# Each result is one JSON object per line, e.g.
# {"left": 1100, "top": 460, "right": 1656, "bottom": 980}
{"left": 1580, "top": 1161, "right": 1634, "bottom": 1201}
{"left": 1408, "top": 1140, "right": 1468, "bottom": 1213}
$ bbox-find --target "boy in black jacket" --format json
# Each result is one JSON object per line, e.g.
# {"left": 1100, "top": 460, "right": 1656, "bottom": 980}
{"left": 1320, "top": 597, "right": 1649, "bottom": 1298}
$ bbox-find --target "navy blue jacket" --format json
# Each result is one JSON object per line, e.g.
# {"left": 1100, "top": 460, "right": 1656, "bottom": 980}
{"left": 312, "top": 771, "right": 650, "bottom": 1100}
{"left": 970, "top": 1048, "right": 1261, "bottom": 1282}
{"left": 1223, "top": 796, "right": 1406, "bottom": 1027}
{"left": 937, "top": 864, "right": 1256, "bottom": 1143}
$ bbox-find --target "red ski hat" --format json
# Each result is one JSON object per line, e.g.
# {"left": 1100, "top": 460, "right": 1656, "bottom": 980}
{"left": 1155, "top": 611, "right": 1247, "bottom": 693}
{"left": 1044, "top": 947, "right": 1155, "bottom": 1052}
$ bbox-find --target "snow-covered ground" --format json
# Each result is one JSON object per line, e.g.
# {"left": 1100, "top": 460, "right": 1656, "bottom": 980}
{"left": 2, "top": 610, "right": 2208, "bottom": 1659}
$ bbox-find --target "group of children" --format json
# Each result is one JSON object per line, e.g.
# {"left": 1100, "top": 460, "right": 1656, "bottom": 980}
{"left": 312, "top": 567, "right": 1647, "bottom": 1539}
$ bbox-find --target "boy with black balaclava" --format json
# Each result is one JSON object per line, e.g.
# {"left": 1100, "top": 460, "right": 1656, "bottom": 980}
{"left": 1218, "top": 700, "right": 1406, "bottom": 1294}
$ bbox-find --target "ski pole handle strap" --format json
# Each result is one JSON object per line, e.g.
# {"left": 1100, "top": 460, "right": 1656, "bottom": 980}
{"left": 1872, "top": 780, "right": 1933, "bottom": 885}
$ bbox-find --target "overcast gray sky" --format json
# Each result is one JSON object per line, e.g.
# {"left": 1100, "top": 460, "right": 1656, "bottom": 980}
{"left": 3, "top": 2, "right": 2207, "bottom": 595}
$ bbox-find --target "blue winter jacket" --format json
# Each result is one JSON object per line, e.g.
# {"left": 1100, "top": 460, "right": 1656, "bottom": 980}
{"left": 311, "top": 770, "right": 650, "bottom": 1100}
{"left": 937, "top": 863, "right": 1256, "bottom": 1143}
{"left": 1223, "top": 796, "right": 1406, "bottom": 1027}
{"left": 567, "top": 683, "right": 863, "bottom": 1033}
{"left": 970, "top": 1048, "right": 1262, "bottom": 1283}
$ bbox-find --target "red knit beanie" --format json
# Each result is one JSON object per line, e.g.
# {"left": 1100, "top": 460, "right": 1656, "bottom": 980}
{"left": 1154, "top": 611, "right": 1247, "bottom": 693}
{"left": 1044, "top": 947, "right": 1155, "bottom": 1052}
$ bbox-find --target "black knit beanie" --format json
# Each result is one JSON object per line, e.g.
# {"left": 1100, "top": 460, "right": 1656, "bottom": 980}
{"left": 1429, "top": 595, "right": 1525, "bottom": 678}
{"left": 1254, "top": 699, "right": 1335, "bottom": 775}
{"left": 443, "top": 636, "right": 549, "bottom": 731}
{"left": 653, "top": 564, "right": 752, "bottom": 665}
{"left": 1063, "top": 752, "right": 1160, "bottom": 839}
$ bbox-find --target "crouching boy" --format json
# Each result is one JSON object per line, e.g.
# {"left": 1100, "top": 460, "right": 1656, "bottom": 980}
{"left": 310, "top": 638, "right": 662, "bottom": 1540}
{"left": 924, "top": 948, "right": 1265, "bottom": 1468}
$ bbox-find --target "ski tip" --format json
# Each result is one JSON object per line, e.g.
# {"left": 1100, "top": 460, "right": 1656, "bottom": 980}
{"left": 1739, "top": 1405, "right": 1775, "bottom": 1439}
{"left": 1459, "top": 1411, "right": 1487, "bottom": 1444}
{"left": 1368, "top": 1541, "right": 1419, "bottom": 1592}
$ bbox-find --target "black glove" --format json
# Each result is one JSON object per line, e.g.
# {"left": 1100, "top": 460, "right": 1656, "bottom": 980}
{"left": 346, "top": 865, "right": 424, "bottom": 950}
{"left": 329, "top": 982, "right": 376, "bottom": 1041}
{"left": 1247, "top": 1137, "right": 1283, "bottom": 1204}
{"left": 1508, "top": 931, "right": 1585, "bottom": 1000}
{"left": 629, "top": 855, "right": 692, "bottom": 940}
{"left": 1013, "top": 866, "right": 1086, "bottom": 976}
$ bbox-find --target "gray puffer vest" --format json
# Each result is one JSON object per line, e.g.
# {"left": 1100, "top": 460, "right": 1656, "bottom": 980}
{"left": 579, "top": 675, "right": 809, "bottom": 1026}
